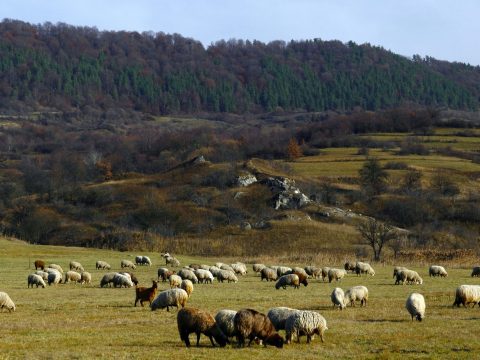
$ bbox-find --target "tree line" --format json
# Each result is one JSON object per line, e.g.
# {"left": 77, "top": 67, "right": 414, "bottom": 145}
{"left": 0, "top": 19, "right": 478, "bottom": 115}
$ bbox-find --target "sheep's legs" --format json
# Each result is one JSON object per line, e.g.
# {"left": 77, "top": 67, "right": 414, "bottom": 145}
{"left": 208, "top": 336, "right": 216, "bottom": 347}
{"left": 196, "top": 332, "right": 201, "bottom": 346}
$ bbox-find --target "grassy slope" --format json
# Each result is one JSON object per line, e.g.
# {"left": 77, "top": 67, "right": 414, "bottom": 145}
{"left": 1, "top": 237, "right": 480, "bottom": 359}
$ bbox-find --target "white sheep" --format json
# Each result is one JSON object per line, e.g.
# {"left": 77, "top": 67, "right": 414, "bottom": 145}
{"left": 328, "top": 268, "right": 346, "bottom": 283}
{"left": 135, "top": 255, "right": 152, "bottom": 266}
{"left": 406, "top": 293, "right": 426, "bottom": 321}
{"left": 194, "top": 269, "right": 214, "bottom": 284}
{"left": 290, "top": 267, "right": 309, "bottom": 278}
{"left": 304, "top": 266, "right": 322, "bottom": 279}
{"left": 47, "top": 270, "right": 62, "bottom": 285}
{"left": 396, "top": 269, "right": 423, "bottom": 285}
{"left": 345, "top": 286, "right": 369, "bottom": 307}
{"left": 47, "top": 264, "right": 64, "bottom": 274}
{"left": 177, "top": 269, "right": 198, "bottom": 284}
{"left": 285, "top": 310, "right": 328, "bottom": 344}
{"left": 355, "top": 262, "right": 375, "bottom": 276}
{"left": 120, "top": 259, "right": 136, "bottom": 270}
{"left": 169, "top": 274, "right": 182, "bottom": 288}
{"left": 275, "top": 274, "right": 300, "bottom": 289}
{"left": 199, "top": 264, "right": 211, "bottom": 271}
{"left": 321, "top": 267, "right": 330, "bottom": 282}
{"left": 252, "top": 263, "right": 266, "bottom": 273}
{"left": 231, "top": 263, "right": 247, "bottom": 275}
{"left": 81, "top": 271, "right": 92, "bottom": 285}
{"left": 150, "top": 288, "right": 188, "bottom": 311}
{"left": 393, "top": 266, "right": 408, "bottom": 279}
{"left": 28, "top": 273, "right": 46, "bottom": 288}
{"left": 267, "top": 307, "right": 300, "bottom": 331}
{"left": 429, "top": 265, "right": 448, "bottom": 277}
{"left": 64, "top": 271, "right": 82, "bottom": 284}
{"left": 0, "top": 292, "right": 16, "bottom": 312}
{"left": 277, "top": 266, "right": 292, "bottom": 277}
{"left": 100, "top": 272, "right": 117, "bottom": 287}
{"left": 181, "top": 279, "right": 194, "bottom": 297}
{"left": 113, "top": 273, "right": 134, "bottom": 288}
{"left": 220, "top": 264, "right": 234, "bottom": 272}
{"left": 331, "top": 288, "right": 346, "bottom": 310}
{"left": 453, "top": 285, "right": 480, "bottom": 307}
{"left": 217, "top": 270, "right": 238, "bottom": 283}
{"left": 260, "top": 267, "right": 277, "bottom": 282}
{"left": 215, "top": 309, "right": 237, "bottom": 338}
{"left": 34, "top": 270, "right": 49, "bottom": 280}
{"left": 96, "top": 260, "right": 111, "bottom": 270}
{"left": 69, "top": 261, "right": 85, "bottom": 272}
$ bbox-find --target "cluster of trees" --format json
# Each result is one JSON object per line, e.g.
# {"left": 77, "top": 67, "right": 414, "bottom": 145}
{"left": 0, "top": 20, "right": 478, "bottom": 114}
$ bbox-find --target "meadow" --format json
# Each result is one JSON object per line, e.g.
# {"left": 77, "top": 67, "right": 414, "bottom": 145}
{"left": 1, "top": 237, "right": 480, "bottom": 359}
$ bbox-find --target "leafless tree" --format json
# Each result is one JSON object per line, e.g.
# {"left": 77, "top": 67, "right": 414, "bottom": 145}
{"left": 357, "top": 218, "right": 397, "bottom": 261}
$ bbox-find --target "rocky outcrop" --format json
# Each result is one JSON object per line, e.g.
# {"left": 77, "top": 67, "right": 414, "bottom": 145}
{"left": 237, "top": 174, "right": 258, "bottom": 187}
{"left": 261, "top": 177, "right": 311, "bottom": 210}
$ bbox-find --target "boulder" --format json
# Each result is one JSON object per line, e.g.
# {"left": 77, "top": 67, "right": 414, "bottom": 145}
{"left": 237, "top": 174, "right": 257, "bottom": 187}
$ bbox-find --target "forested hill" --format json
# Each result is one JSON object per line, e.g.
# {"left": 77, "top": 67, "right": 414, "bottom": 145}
{"left": 0, "top": 19, "right": 479, "bottom": 114}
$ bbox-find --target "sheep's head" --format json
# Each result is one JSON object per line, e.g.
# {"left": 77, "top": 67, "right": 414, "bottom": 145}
{"left": 264, "top": 333, "right": 284, "bottom": 348}
{"left": 416, "top": 313, "right": 423, "bottom": 322}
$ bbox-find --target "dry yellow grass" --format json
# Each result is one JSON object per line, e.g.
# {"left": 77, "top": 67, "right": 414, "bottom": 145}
{"left": 1, "top": 237, "right": 480, "bottom": 359}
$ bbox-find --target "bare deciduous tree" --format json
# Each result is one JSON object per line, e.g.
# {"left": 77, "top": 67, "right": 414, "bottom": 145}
{"left": 357, "top": 218, "right": 397, "bottom": 261}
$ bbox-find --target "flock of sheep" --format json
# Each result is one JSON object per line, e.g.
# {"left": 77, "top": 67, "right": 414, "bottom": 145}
{"left": 1, "top": 252, "right": 480, "bottom": 350}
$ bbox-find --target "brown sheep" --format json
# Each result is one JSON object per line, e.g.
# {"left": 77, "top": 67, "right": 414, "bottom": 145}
{"left": 34, "top": 260, "right": 46, "bottom": 270}
{"left": 234, "top": 309, "right": 284, "bottom": 348}
{"left": 122, "top": 272, "right": 139, "bottom": 285}
{"left": 177, "top": 307, "right": 228, "bottom": 347}
{"left": 293, "top": 271, "right": 309, "bottom": 287}
{"left": 134, "top": 280, "right": 158, "bottom": 307}
{"left": 344, "top": 261, "right": 356, "bottom": 273}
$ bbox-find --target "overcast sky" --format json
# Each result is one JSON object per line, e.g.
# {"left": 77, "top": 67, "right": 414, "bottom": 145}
{"left": 3, "top": 0, "right": 480, "bottom": 65}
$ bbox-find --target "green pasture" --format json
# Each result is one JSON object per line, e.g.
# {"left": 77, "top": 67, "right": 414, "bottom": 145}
{"left": 1, "top": 238, "right": 479, "bottom": 359}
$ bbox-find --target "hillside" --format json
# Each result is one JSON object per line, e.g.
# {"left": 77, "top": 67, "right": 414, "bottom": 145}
{"left": 0, "top": 19, "right": 479, "bottom": 115}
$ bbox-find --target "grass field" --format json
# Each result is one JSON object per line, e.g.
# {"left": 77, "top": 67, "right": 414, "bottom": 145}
{"left": 1, "top": 237, "right": 480, "bottom": 359}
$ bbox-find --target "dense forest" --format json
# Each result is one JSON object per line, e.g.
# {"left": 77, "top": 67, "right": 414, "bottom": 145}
{"left": 0, "top": 19, "right": 479, "bottom": 115}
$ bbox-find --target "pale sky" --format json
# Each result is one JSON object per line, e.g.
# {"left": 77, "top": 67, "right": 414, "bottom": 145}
{"left": 2, "top": 0, "right": 480, "bottom": 65}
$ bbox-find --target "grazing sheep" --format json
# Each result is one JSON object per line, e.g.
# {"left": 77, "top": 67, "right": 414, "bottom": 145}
{"left": 135, "top": 255, "right": 152, "bottom": 266}
{"left": 134, "top": 280, "right": 158, "bottom": 307}
{"left": 234, "top": 309, "right": 284, "bottom": 348}
{"left": 355, "top": 262, "right": 375, "bottom": 276}
{"left": 321, "top": 267, "right": 330, "bottom": 282}
{"left": 95, "top": 261, "right": 111, "bottom": 270}
{"left": 209, "top": 266, "right": 221, "bottom": 278}
{"left": 120, "top": 259, "right": 136, "bottom": 270}
{"left": 113, "top": 273, "right": 134, "bottom": 288}
{"left": 393, "top": 266, "right": 408, "bottom": 279}
{"left": 80, "top": 271, "right": 91, "bottom": 285}
{"left": 34, "top": 270, "right": 49, "bottom": 280}
{"left": 231, "top": 263, "right": 247, "bottom": 275}
{"left": 0, "top": 292, "right": 15, "bottom": 312}
{"left": 120, "top": 272, "right": 138, "bottom": 285}
{"left": 28, "top": 273, "right": 46, "bottom": 288}
{"left": 100, "top": 272, "right": 117, "bottom": 287}
{"left": 64, "top": 271, "right": 82, "bottom": 284}
{"left": 165, "top": 256, "right": 180, "bottom": 267}
{"left": 396, "top": 269, "right": 423, "bottom": 285}
{"left": 186, "top": 264, "right": 199, "bottom": 270}
{"left": 277, "top": 266, "right": 292, "bottom": 277}
{"left": 215, "top": 310, "right": 237, "bottom": 338}
{"left": 177, "top": 269, "right": 199, "bottom": 284}
{"left": 285, "top": 310, "right": 328, "bottom": 344}
{"left": 453, "top": 285, "right": 480, "bottom": 307}
{"left": 217, "top": 270, "right": 238, "bottom": 283}
{"left": 151, "top": 288, "right": 188, "bottom": 312}
{"left": 47, "top": 264, "right": 64, "bottom": 274}
{"left": 169, "top": 274, "right": 183, "bottom": 288}
{"left": 220, "top": 264, "right": 235, "bottom": 272}
{"left": 253, "top": 264, "right": 266, "bottom": 273}
{"left": 344, "top": 261, "right": 356, "bottom": 273}
{"left": 292, "top": 271, "right": 309, "bottom": 287}
{"left": 275, "top": 274, "right": 300, "bottom": 290}
{"left": 34, "top": 259, "right": 46, "bottom": 270}
{"left": 269, "top": 265, "right": 280, "bottom": 272}
{"left": 177, "top": 307, "right": 228, "bottom": 347}
{"left": 215, "top": 262, "right": 224, "bottom": 268}
{"left": 344, "top": 286, "right": 369, "bottom": 307}
{"left": 260, "top": 267, "right": 278, "bottom": 282}
{"left": 199, "top": 264, "right": 211, "bottom": 271}
{"left": 471, "top": 266, "right": 480, "bottom": 277}
{"left": 47, "top": 270, "right": 62, "bottom": 286}
{"left": 429, "top": 265, "right": 448, "bottom": 277}
{"left": 181, "top": 279, "right": 194, "bottom": 297}
{"left": 69, "top": 261, "right": 85, "bottom": 272}
{"left": 328, "top": 268, "right": 346, "bottom": 283}
{"left": 406, "top": 293, "right": 426, "bottom": 321}
{"left": 290, "top": 267, "right": 309, "bottom": 278}
{"left": 194, "top": 269, "right": 214, "bottom": 284}
{"left": 267, "top": 307, "right": 300, "bottom": 331}
{"left": 304, "top": 266, "right": 321, "bottom": 278}
{"left": 157, "top": 268, "right": 174, "bottom": 282}
{"left": 331, "top": 288, "right": 346, "bottom": 310}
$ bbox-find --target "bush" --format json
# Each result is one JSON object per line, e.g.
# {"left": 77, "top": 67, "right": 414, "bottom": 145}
{"left": 383, "top": 161, "right": 409, "bottom": 170}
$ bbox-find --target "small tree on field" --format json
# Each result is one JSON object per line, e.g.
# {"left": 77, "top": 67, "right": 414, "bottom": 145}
{"left": 286, "top": 138, "right": 302, "bottom": 161}
{"left": 357, "top": 218, "right": 397, "bottom": 261}
{"left": 359, "top": 157, "right": 388, "bottom": 199}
